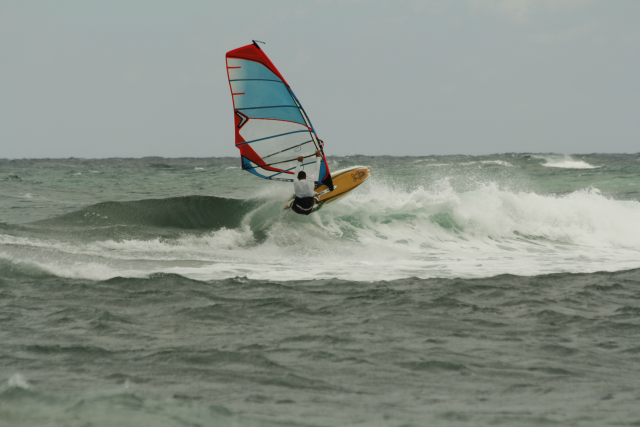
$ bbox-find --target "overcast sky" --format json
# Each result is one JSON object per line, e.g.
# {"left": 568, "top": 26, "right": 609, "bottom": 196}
{"left": 1, "top": 0, "right": 639, "bottom": 158}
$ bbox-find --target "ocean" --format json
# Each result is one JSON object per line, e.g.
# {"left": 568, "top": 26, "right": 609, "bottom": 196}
{"left": 1, "top": 153, "right": 640, "bottom": 426}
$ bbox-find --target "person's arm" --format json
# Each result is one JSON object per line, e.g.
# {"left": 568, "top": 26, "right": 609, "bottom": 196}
{"left": 295, "top": 156, "right": 303, "bottom": 179}
{"left": 312, "top": 150, "right": 322, "bottom": 182}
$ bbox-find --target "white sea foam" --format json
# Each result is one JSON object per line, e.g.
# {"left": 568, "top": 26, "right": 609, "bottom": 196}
{"left": 480, "top": 160, "right": 513, "bottom": 167}
{"left": 2, "top": 180, "right": 640, "bottom": 282}
{"left": 537, "top": 155, "right": 598, "bottom": 169}
{"left": 7, "top": 374, "right": 30, "bottom": 389}
{"left": 423, "top": 160, "right": 513, "bottom": 168}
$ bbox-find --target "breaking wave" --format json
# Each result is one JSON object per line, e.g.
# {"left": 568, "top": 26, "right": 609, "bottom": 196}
{"left": 2, "top": 178, "right": 640, "bottom": 281}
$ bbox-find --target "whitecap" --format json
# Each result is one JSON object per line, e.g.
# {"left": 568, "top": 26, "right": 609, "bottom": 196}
{"left": 536, "top": 155, "right": 598, "bottom": 169}
{"left": 480, "top": 160, "right": 513, "bottom": 167}
{"left": 7, "top": 373, "right": 30, "bottom": 389}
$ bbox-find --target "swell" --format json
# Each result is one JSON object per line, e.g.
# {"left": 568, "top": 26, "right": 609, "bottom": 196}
{"left": 33, "top": 196, "right": 262, "bottom": 231}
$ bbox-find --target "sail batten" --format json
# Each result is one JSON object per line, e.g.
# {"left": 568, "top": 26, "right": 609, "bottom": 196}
{"left": 235, "top": 105, "right": 299, "bottom": 111}
{"left": 238, "top": 130, "right": 310, "bottom": 146}
{"left": 226, "top": 43, "right": 333, "bottom": 189}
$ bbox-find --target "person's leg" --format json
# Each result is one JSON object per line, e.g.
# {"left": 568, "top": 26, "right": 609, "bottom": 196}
{"left": 291, "top": 197, "right": 302, "bottom": 214}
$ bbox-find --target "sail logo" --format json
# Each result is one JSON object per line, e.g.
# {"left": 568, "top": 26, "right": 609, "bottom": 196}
{"left": 352, "top": 171, "right": 365, "bottom": 182}
{"left": 235, "top": 111, "right": 248, "bottom": 129}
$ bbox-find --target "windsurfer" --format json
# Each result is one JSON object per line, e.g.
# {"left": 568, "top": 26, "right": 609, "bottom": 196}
{"left": 291, "top": 150, "right": 322, "bottom": 215}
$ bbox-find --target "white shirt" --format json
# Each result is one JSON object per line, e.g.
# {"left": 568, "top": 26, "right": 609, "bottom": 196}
{"left": 292, "top": 156, "right": 321, "bottom": 198}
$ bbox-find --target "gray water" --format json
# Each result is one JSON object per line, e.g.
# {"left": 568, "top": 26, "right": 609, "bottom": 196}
{"left": 1, "top": 154, "right": 640, "bottom": 426}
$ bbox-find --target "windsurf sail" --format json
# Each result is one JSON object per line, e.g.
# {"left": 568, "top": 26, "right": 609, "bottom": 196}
{"left": 226, "top": 42, "right": 334, "bottom": 189}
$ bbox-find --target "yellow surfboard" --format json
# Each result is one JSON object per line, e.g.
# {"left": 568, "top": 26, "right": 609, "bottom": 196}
{"left": 282, "top": 166, "right": 371, "bottom": 213}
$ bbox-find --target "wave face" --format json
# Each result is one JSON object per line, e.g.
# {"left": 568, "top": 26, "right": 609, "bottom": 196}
{"left": 36, "top": 196, "right": 260, "bottom": 231}
{"left": 1, "top": 154, "right": 640, "bottom": 281}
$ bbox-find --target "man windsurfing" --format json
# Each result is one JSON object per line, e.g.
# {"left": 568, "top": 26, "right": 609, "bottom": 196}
{"left": 291, "top": 150, "right": 322, "bottom": 215}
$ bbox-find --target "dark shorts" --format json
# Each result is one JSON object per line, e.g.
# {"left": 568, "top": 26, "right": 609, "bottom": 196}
{"left": 291, "top": 196, "right": 316, "bottom": 215}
